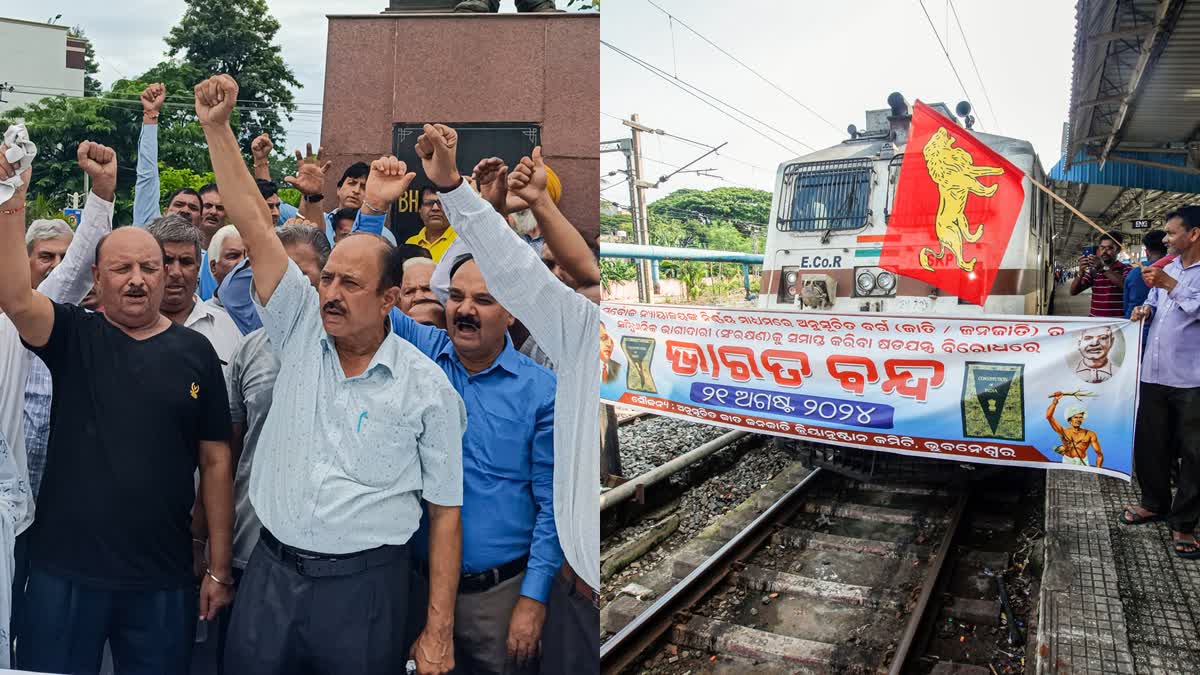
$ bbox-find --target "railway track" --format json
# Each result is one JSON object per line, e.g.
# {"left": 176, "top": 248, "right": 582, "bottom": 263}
{"left": 601, "top": 464, "right": 1034, "bottom": 674}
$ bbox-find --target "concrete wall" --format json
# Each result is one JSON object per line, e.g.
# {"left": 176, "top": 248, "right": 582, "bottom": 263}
{"left": 0, "top": 17, "right": 85, "bottom": 116}
{"left": 321, "top": 12, "right": 598, "bottom": 244}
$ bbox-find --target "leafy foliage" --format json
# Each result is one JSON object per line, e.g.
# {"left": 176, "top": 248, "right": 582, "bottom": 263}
{"left": 165, "top": 0, "right": 301, "bottom": 153}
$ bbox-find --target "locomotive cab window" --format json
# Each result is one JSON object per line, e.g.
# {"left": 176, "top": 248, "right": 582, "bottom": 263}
{"left": 777, "top": 159, "right": 873, "bottom": 232}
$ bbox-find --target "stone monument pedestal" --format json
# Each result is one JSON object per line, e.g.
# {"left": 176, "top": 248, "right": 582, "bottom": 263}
{"left": 321, "top": 10, "right": 597, "bottom": 243}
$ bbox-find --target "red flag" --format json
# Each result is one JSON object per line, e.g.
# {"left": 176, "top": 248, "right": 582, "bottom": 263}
{"left": 879, "top": 101, "right": 1025, "bottom": 306}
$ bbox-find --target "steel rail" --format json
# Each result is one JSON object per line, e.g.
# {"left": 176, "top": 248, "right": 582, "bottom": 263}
{"left": 599, "top": 467, "right": 825, "bottom": 674}
{"left": 887, "top": 493, "right": 969, "bottom": 674}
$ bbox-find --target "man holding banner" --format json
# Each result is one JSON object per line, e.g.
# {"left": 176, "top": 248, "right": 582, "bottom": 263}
{"left": 1126, "top": 206, "right": 1200, "bottom": 560}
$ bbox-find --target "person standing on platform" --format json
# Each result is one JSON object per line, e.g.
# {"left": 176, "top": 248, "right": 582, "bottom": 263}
{"left": 1071, "top": 233, "right": 1130, "bottom": 317}
{"left": 1125, "top": 205, "right": 1200, "bottom": 560}
{"left": 196, "top": 74, "right": 465, "bottom": 675}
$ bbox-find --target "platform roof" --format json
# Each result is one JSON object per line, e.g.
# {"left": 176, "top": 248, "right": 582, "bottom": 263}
{"left": 1049, "top": 0, "right": 1200, "bottom": 258}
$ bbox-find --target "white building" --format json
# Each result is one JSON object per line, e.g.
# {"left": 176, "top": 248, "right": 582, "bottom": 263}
{"left": 0, "top": 16, "right": 89, "bottom": 116}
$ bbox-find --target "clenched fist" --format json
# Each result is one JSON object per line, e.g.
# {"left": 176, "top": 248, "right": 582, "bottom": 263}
{"left": 194, "top": 75, "right": 239, "bottom": 128}
{"left": 77, "top": 141, "right": 117, "bottom": 200}
{"left": 472, "top": 157, "right": 509, "bottom": 215}
{"left": 141, "top": 83, "right": 166, "bottom": 117}
{"left": 415, "top": 123, "right": 460, "bottom": 189}
{"left": 364, "top": 156, "right": 416, "bottom": 212}
{"left": 251, "top": 134, "right": 273, "bottom": 163}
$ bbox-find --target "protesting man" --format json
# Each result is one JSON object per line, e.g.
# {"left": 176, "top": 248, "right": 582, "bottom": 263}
{"left": 195, "top": 74, "right": 465, "bottom": 675}
{"left": 2, "top": 136, "right": 116, "bottom": 668}
{"left": 0, "top": 135, "right": 235, "bottom": 672}
{"left": 400, "top": 256, "right": 447, "bottom": 329}
{"left": 1125, "top": 230, "right": 1168, "bottom": 318}
{"left": 1071, "top": 233, "right": 1130, "bottom": 317}
{"left": 207, "top": 224, "right": 247, "bottom": 293}
{"left": 287, "top": 150, "right": 399, "bottom": 246}
{"left": 1126, "top": 206, "right": 1200, "bottom": 560}
{"left": 359, "top": 164, "right": 561, "bottom": 672}
{"left": 418, "top": 126, "right": 600, "bottom": 673}
{"left": 407, "top": 186, "right": 458, "bottom": 262}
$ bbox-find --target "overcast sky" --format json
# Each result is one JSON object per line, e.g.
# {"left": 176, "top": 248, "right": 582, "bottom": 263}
{"left": 12, "top": 0, "right": 570, "bottom": 151}
{"left": 601, "top": 0, "right": 1076, "bottom": 206}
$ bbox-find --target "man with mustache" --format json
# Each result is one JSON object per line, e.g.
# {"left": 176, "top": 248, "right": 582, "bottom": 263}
{"left": 1, "top": 137, "right": 117, "bottom": 668}
{"left": 1127, "top": 206, "right": 1200, "bottom": 560}
{"left": 422, "top": 128, "right": 602, "bottom": 675}
{"left": 1072, "top": 325, "right": 1117, "bottom": 384}
{"left": 0, "top": 136, "right": 235, "bottom": 673}
{"left": 195, "top": 74, "right": 465, "bottom": 675}
{"left": 146, "top": 215, "right": 241, "bottom": 376}
{"left": 1071, "top": 233, "right": 1131, "bottom": 318}
{"left": 360, "top": 164, "right": 561, "bottom": 673}
{"left": 215, "top": 223, "right": 330, "bottom": 671}
{"left": 400, "top": 256, "right": 447, "bottom": 329}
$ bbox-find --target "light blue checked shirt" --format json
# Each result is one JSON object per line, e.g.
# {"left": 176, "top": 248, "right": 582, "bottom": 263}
{"left": 21, "top": 358, "right": 52, "bottom": 498}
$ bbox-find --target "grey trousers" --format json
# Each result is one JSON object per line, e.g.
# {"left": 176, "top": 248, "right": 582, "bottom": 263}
{"left": 539, "top": 572, "right": 598, "bottom": 675}
{"left": 409, "top": 570, "right": 536, "bottom": 675}
{"left": 223, "top": 538, "right": 411, "bottom": 675}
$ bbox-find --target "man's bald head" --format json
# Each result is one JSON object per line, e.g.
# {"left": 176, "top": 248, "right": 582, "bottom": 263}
{"left": 318, "top": 233, "right": 402, "bottom": 339}
{"left": 92, "top": 227, "right": 168, "bottom": 330}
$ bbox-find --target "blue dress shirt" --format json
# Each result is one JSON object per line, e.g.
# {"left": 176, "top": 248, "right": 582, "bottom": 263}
{"left": 390, "top": 309, "right": 562, "bottom": 603}
{"left": 1143, "top": 256, "right": 1200, "bottom": 388}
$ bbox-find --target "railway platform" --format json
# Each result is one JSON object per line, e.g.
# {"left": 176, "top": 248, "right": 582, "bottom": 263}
{"left": 1037, "top": 285, "right": 1200, "bottom": 674}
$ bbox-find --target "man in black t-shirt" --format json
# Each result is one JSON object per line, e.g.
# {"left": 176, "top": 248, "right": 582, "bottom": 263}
{"left": 0, "top": 143, "right": 235, "bottom": 674}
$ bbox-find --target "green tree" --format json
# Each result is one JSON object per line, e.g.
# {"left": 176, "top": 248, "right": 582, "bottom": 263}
{"left": 650, "top": 187, "right": 770, "bottom": 237}
{"left": 165, "top": 0, "right": 301, "bottom": 152}
{"left": 68, "top": 27, "right": 103, "bottom": 96}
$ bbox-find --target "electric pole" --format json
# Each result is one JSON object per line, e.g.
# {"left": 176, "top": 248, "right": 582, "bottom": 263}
{"left": 626, "top": 114, "right": 654, "bottom": 303}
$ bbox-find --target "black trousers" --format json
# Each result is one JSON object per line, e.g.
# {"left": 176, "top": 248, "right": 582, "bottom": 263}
{"left": 18, "top": 568, "right": 195, "bottom": 675}
{"left": 539, "top": 570, "right": 598, "bottom": 675}
{"left": 1134, "top": 381, "right": 1200, "bottom": 533}
{"left": 222, "top": 537, "right": 410, "bottom": 675}
{"left": 9, "top": 528, "right": 29, "bottom": 665}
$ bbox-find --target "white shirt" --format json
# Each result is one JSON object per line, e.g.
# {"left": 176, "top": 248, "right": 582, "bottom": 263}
{"left": 248, "top": 261, "right": 466, "bottom": 554}
{"left": 0, "top": 192, "right": 113, "bottom": 536}
{"left": 1073, "top": 358, "right": 1113, "bottom": 384}
{"left": 440, "top": 181, "right": 601, "bottom": 591}
{"left": 182, "top": 295, "right": 240, "bottom": 377}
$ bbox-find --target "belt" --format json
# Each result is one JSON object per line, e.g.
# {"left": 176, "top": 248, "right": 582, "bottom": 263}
{"left": 560, "top": 562, "right": 599, "bottom": 608}
{"left": 416, "top": 555, "right": 529, "bottom": 594}
{"left": 259, "top": 528, "right": 408, "bottom": 578}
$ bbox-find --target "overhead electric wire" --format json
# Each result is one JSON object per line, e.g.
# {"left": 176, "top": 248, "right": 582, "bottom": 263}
{"left": 947, "top": 1, "right": 1001, "bottom": 132}
{"left": 916, "top": 0, "right": 985, "bottom": 130}
{"left": 643, "top": 0, "right": 840, "bottom": 133}
{"left": 601, "top": 40, "right": 810, "bottom": 156}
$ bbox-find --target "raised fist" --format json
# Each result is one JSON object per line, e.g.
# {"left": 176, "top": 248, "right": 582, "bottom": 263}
{"left": 364, "top": 156, "right": 417, "bottom": 211}
{"left": 251, "top": 134, "right": 273, "bottom": 162}
{"left": 472, "top": 157, "right": 508, "bottom": 215}
{"left": 507, "top": 146, "right": 548, "bottom": 207}
{"left": 141, "top": 83, "right": 166, "bottom": 116}
{"left": 415, "top": 123, "right": 460, "bottom": 189}
{"left": 283, "top": 143, "right": 331, "bottom": 196}
{"left": 77, "top": 141, "right": 117, "bottom": 198}
{"left": 194, "top": 75, "right": 239, "bottom": 127}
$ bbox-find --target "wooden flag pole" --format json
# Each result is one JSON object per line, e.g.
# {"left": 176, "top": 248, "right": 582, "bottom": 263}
{"left": 1029, "top": 177, "right": 1139, "bottom": 266}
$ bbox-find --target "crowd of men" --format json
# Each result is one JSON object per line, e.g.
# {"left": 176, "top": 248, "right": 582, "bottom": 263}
{"left": 0, "top": 73, "right": 600, "bottom": 675}
{"left": 1069, "top": 218, "right": 1200, "bottom": 560}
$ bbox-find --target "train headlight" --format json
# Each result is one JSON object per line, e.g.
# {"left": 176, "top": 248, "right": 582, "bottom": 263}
{"left": 855, "top": 270, "right": 876, "bottom": 294}
{"left": 876, "top": 271, "right": 896, "bottom": 293}
{"left": 785, "top": 271, "right": 798, "bottom": 285}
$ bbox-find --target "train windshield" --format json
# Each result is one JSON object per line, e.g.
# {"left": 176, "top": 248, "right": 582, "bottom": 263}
{"left": 777, "top": 159, "right": 873, "bottom": 233}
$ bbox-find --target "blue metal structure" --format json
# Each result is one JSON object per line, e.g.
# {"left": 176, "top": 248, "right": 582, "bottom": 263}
{"left": 600, "top": 243, "right": 763, "bottom": 299}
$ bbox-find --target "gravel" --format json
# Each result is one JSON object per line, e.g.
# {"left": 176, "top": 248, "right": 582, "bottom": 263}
{"left": 602, "top": 416, "right": 793, "bottom": 598}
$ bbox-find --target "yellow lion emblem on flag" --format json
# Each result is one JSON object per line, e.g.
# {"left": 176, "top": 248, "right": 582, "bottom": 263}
{"left": 919, "top": 127, "right": 1005, "bottom": 273}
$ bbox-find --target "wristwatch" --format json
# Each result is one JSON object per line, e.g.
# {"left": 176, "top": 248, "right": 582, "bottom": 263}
{"left": 304, "top": 193, "right": 324, "bottom": 203}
